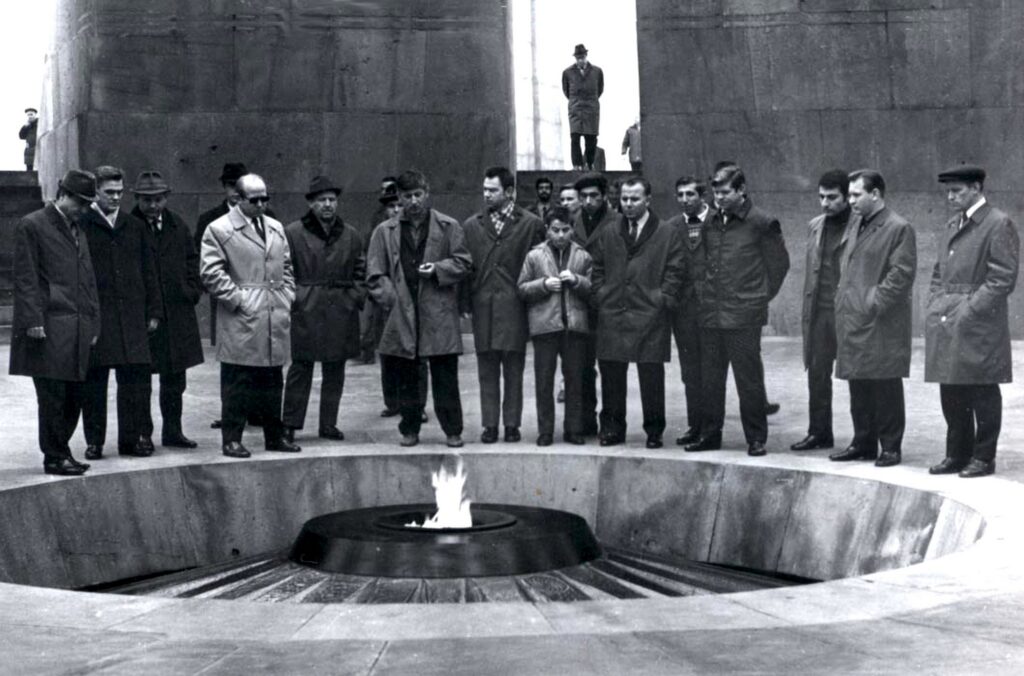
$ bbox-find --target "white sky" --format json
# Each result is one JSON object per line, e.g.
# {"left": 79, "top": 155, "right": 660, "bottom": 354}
{"left": 0, "top": 2, "right": 54, "bottom": 170}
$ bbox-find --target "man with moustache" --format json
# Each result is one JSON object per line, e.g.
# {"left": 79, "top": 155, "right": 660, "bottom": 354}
{"left": 462, "top": 166, "right": 543, "bottom": 443}
{"left": 529, "top": 177, "right": 555, "bottom": 222}
{"left": 791, "top": 170, "right": 856, "bottom": 452}
{"left": 925, "top": 165, "right": 1019, "bottom": 478}
{"left": 830, "top": 170, "right": 916, "bottom": 468}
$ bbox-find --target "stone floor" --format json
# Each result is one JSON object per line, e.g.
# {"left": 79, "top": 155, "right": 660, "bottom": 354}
{"left": 1, "top": 337, "right": 1023, "bottom": 674}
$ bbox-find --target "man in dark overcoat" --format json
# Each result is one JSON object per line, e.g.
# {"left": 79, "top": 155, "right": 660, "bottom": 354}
{"left": 9, "top": 170, "right": 101, "bottom": 475}
{"left": 19, "top": 107, "right": 37, "bottom": 171}
{"left": 791, "top": 170, "right": 856, "bottom": 452}
{"left": 925, "top": 165, "right": 1019, "bottom": 478}
{"left": 528, "top": 176, "right": 554, "bottom": 222}
{"left": 664, "top": 175, "right": 712, "bottom": 446}
{"left": 687, "top": 165, "right": 789, "bottom": 457}
{"left": 130, "top": 171, "right": 205, "bottom": 450}
{"left": 562, "top": 44, "right": 604, "bottom": 171}
{"left": 463, "top": 166, "right": 543, "bottom": 443}
{"left": 831, "top": 170, "right": 916, "bottom": 468}
{"left": 367, "top": 170, "right": 471, "bottom": 448}
{"left": 79, "top": 166, "right": 162, "bottom": 460}
{"left": 282, "top": 176, "right": 367, "bottom": 442}
{"left": 591, "top": 176, "right": 686, "bottom": 448}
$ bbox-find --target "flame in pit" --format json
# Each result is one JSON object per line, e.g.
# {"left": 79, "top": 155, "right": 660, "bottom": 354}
{"left": 407, "top": 457, "right": 472, "bottom": 529}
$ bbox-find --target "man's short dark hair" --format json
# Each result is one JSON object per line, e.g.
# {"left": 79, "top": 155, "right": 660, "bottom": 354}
{"left": 544, "top": 205, "right": 573, "bottom": 227}
{"left": 621, "top": 176, "right": 651, "bottom": 196}
{"left": 674, "top": 175, "right": 706, "bottom": 196}
{"left": 818, "top": 169, "right": 850, "bottom": 197}
{"left": 574, "top": 172, "right": 607, "bottom": 195}
{"left": 849, "top": 169, "right": 886, "bottom": 197}
{"left": 396, "top": 170, "right": 429, "bottom": 192}
{"left": 711, "top": 165, "right": 745, "bottom": 191}
{"left": 713, "top": 160, "right": 738, "bottom": 173}
{"left": 484, "top": 166, "right": 515, "bottom": 191}
{"left": 558, "top": 183, "right": 578, "bottom": 196}
{"left": 93, "top": 165, "right": 124, "bottom": 184}
{"left": 535, "top": 176, "right": 553, "bottom": 190}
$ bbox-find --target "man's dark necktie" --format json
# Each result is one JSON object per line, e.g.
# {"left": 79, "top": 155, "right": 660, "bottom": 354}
{"left": 254, "top": 216, "right": 265, "bottom": 241}
{"left": 628, "top": 219, "right": 638, "bottom": 243}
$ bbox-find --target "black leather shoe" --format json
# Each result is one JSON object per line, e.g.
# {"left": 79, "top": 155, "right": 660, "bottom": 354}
{"left": 675, "top": 428, "right": 700, "bottom": 446}
{"left": 536, "top": 434, "right": 553, "bottom": 447}
{"left": 929, "top": 457, "right": 969, "bottom": 475}
{"left": 400, "top": 434, "right": 419, "bottom": 447}
{"left": 380, "top": 408, "right": 399, "bottom": 418}
{"left": 134, "top": 438, "right": 155, "bottom": 457}
{"left": 874, "top": 451, "right": 901, "bottom": 468}
{"left": 646, "top": 436, "right": 663, "bottom": 449}
{"left": 959, "top": 459, "right": 995, "bottom": 478}
{"left": 446, "top": 435, "right": 464, "bottom": 448}
{"left": 504, "top": 427, "right": 521, "bottom": 443}
{"left": 162, "top": 433, "right": 198, "bottom": 449}
{"left": 266, "top": 439, "right": 302, "bottom": 453}
{"left": 480, "top": 427, "right": 499, "bottom": 444}
{"left": 84, "top": 444, "right": 104, "bottom": 460}
{"left": 43, "top": 458, "right": 87, "bottom": 476}
{"left": 282, "top": 427, "right": 296, "bottom": 443}
{"left": 563, "top": 433, "right": 586, "bottom": 445}
{"left": 599, "top": 434, "right": 623, "bottom": 447}
{"left": 684, "top": 434, "right": 722, "bottom": 452}
{"left": 211, "top": 419, "right": 223, "bottom": 429}
{"left": 790, "top": 434, "right": 834, "bottom": 451}
{"left": 748, "top": 441, "right": 767, "bottom": 457}
{"left": 67, "top": 455, "right": 90, "bottom": 471}
{"left": 222, "top": 441, "right": 251, "bottom": 458}
{"left": 829, "top": 445, "right": 878, "bottom": 462}
{"left": 319, "top": 426, "right": 345, "bottom": 441}
{"left": 766, "top": 402, "right": 781, "bottom": 416}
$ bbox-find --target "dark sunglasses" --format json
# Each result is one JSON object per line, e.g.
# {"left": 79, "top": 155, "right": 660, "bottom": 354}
{"left": 247, "top": 195, "right": 271, "bottom": 205}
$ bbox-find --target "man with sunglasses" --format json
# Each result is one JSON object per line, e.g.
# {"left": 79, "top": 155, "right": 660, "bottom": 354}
{"left": 200, "top": 174, "right": 299, "bottom": 458}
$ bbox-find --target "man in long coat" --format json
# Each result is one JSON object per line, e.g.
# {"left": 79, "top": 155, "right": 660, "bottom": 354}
{"left": 200, "top": 173, "right": 299, "bottom": 457}
{"left": 282, "top": 176, "right": 367, "bottom": 442}
{"left": 130, "top": 171, "right": 205, "bottom": 450}
{"left": 591, "top": 176, "right": 686, "bottom": 449}
{"left": 79, "top": 166, "right": 162, "bottom": 460}
{"left": 791, "top": 170, "right": 856, "bottom": 452}
{"left": 687, "top": 165, "right": 789, "bottom": 457}
{"left": 19, "top": 108, "right": 37, "bottom": 171}
{"left": 367, "top": 170, "right": 471, "bottom": 448}
{"left": 562, "top": 44, "right": 604, "bottom": 171}
{"left": 831, "top": 170, "right": 916, "bottom": 468}
{"left": 925, "top": 165, "right": 1019, "bottom": 478}
{"left": 463, "top": 166, "right": 543, "bottom": 443}
{"left": 9, "top": 170, "right": 100, "bottom": 475}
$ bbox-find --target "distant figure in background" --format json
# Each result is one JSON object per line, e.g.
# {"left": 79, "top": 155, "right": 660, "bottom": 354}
{"left": 621, "top": 118, "right": 642, "bottom": 172}
{"left": 360, "top": 178, "right": 399, "bottom": 364}
{"left": 558, "top": 184, "right": 582, "bottom": 221}
{"left": 19, "top": 107, "right": 37, "bottom": 171}
{"left": 562, "top": 43, "right": 604, "bottom": 171}
{"left": 607, "top": 179, "right": 623, "bottom": 214}
{"left": 529, "top": 177, "right": 555, "bottom": 222}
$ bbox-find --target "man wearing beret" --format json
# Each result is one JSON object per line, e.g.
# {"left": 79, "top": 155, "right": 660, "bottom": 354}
{"left": 282, "top": 176, "right": 367, "bottom": 442}
{"left": 131, "top": 171, "right": 205, "bottom": 451}
{"left": 926, "top": 165, "right": 1019, "bottom": 478}
{"left": 9, "top": 170, "right": 101, "bottom": 475}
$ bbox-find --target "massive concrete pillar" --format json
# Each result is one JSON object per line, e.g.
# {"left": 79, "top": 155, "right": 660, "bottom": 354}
{"left": 40, "top": 0, "right": 514, "bottom": 228}
{"left": 638, "top": 1, "right": 1024, "bottom": 336}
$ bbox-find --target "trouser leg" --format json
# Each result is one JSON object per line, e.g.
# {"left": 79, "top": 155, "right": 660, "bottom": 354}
{"left": 873, "top": 378, "right": 905, "bottom": 454}
{"left": 159, "top": 370, "right": 187, "bottom": 438}
{"left": 532, "top": 335, "right": 559, "bottom": 437}
{"left": 429, "top": 354, "right": 463, "bottom": 436}
{"left": 598, "top": 360, "right": 628, "bottom": 438}
{"left": 319, "top": 360, "right": 346, "bottom": 430}
{"left": 847, "top": 379, "right": 878, "bottom": 454}
{"left": 220, "top": 363, "right": 249, "bottom": 445}
{"left": 383, "top": 355, "right": 422, "bottom": 436}
{"left": 33, "top": 377, "right": 74, "bottom": 462}
{"left": 561, "top": 333, "right": 587, "bottom": 435}
{"left": 115, "top": 364, "right": 150, "bottom": 448}
{"left": 726, "top": 328, "right": 768, "bottom": 445}
{"left": 570, "top": 133, "right": 583, "bottom": 167}
{"left": 282, "top": 360, "right": 315, "bottom": 430}
{"left": 637, "top": 362, "right": 666, "bottom": 438}
{"left": 257, "top": 366, "right": 285, "bottom": 446}
{"left": 476, "top": 350, "right": 502, "bottom": 428}
{"left": 381, "top": 356, "right": 398, "bottom": 411}
{"left": 501, "top": 350, "right": 525, "bottom": 428}
{"left": 673, "top": 311, "right": 703, "bottom": 431}
{"left": 580, "top": 324, "right": 599, "bottom": 432}
{"left": 806, "top": 311, "right": 836, "bottom": 438}
{"left": 699, "top": 329, "right": 729, "bottom": 437}
{"left": 584, "top": 135, "right": 597, "bottom": 167}
{"left": 971, "top": 384, "right": 1002, "bottom": 463}
{"left": 81, "top": 365, "right": 109, "bottom": 446}
{"left": 939, "top": 384, "right": 974, "bottom": 463}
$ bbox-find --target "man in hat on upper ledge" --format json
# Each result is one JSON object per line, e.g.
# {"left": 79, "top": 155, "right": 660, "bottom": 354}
{"left": 9, "top": 169, "right": 101, "bottom": 476}
{"left": 925, "top": 164, "right": 1019, "bottom": 478}
{"left": 562, "top": 43, "right": 604, "bottom": 171}
{"left": 19, "top": 107, "right": 38, "bottom": 171}
{"left": 282, "top": 176, "right": 367, "bottom": 443}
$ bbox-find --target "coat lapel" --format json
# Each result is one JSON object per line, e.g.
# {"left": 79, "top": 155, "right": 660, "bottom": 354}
{"left": 229, "top": 207, "right": 266, "bottom": 251}
{"left": 46, "top": 203, "right": 79, "bottom": 248}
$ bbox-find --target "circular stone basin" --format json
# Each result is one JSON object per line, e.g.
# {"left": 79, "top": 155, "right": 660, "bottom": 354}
{"left": 290, "top": 503, "right": 602, "bottom": 578}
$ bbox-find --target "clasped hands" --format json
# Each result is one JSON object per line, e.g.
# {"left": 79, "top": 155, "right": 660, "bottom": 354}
{"left": 543, "top": 270, "right": 577, "bottom": 292}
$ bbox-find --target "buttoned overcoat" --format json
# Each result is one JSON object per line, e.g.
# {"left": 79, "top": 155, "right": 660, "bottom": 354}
{"left": 561, "top": 63, "right": 604, "bottom": 135}
{"left": 801, "top": 209, "right": 858, "bottom": 369}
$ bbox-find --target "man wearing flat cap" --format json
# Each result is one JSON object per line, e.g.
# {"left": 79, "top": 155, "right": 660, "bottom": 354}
{"left": 562, "top": 44, "right": 604, "bottom": 171}
{"left": 18, "top": 107, "right": 38, "bottom": 171}
{"left": 131, "top": 171, "right": 205, "bottom": 451}
{"left": 78, "top": 165, "right": 163, "bottom": 460}
{"left": 925, "top": 165, "right": 1019, "bottom": 478}
{"left": 282, "top": 176, "right": 367, "bottom": 442}
{"left": 9, "top": 169, "right": 101, "bottom": 475}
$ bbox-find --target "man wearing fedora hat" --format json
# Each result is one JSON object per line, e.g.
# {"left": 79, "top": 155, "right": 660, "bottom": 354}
{"left": 78, "top": 165, "right": 163, "bottom": 460}
{"left": 282, "top": 176, "right": 367, "bottom": 442}
{"left": 131, "top": 171, "right": 205, "bottom": 451}
{"left": 925, "top": 165, "right": 1020, "bottom": 478}
{"left": 562, "top": 44, "right": 604, "bottom": 171}
{"left": 18, "top": 107, "right": 38, "bottom": 171}
{"left": 9, "top": 169, "right": 101, "bottom": 475}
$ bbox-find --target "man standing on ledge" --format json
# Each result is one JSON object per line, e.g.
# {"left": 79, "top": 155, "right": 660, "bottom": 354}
{"left": 463, "top": 166, "right": 543, "bottom": 444}
{"left": 367, "top": 170, "right": 471, "bottom": 448}
{"left": 10, "top": 170, "right": 100, "bottom": 475}
{"left": 19, "top": 107, "right": 38, "bottom": 171}
{"left": 926, "top": 165, "right": 1019, "bottom": 478}
{"left": 831, "top": 169, "right": 916, "bottom": 468}
{"left": 562, "top": 44, "right": 604, "bottom": 171}
{"left": 201, "top": 174, "right": 299, "bottom": 458}
{"left": 791, "top": 170, "right": 855, "bottom": 452}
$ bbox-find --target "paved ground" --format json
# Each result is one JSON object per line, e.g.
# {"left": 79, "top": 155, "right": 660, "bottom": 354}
{"left": 1, "top": 337, "right": 1023, "bottom": 674}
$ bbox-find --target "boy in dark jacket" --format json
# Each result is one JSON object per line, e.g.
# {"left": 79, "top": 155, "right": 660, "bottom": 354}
{"left": 517, "top": 207, "right": 593, "bottom": 446}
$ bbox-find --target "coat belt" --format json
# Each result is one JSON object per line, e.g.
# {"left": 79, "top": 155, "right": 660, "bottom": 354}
{"left": 943, "top": 283, "right": 978, "bottom": 293}
{"left": 239, "top": 281, "right": 286, "bottom": 290}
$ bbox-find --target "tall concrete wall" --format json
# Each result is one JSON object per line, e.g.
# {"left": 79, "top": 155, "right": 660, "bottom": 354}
{"left": 40, "top": 0, "right": 514, "bottom": 233}
{"left": 637, "top": 0, "right": 1024, "bottom": 336}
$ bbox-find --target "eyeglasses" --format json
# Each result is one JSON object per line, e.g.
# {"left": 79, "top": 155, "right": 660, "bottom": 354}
{"left": 247, "top": 195, "right": 271, "bottom": 205}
